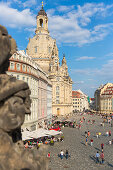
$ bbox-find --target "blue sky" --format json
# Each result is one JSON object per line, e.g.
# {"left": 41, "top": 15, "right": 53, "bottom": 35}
{"left": 1, "top": 0, "right": 113, "bottom": 97}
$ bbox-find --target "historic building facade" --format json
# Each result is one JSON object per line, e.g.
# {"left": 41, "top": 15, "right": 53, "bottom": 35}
{"left": 7, "top": 50, "right": 52, "bottom": 131}
{"left": 94, "top": 83, "right": 113, "bottom": 114}
{"left": 26, "top": 6, "right": 73, "bottom": 116}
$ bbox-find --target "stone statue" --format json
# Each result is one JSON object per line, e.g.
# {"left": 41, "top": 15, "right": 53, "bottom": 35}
{"left": 0, "top": 25, "right": 48, "bottom": 170}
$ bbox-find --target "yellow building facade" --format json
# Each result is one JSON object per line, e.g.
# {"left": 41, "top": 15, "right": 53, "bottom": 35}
{"left": 94, "top": 83, "right": 113, "bottom": 114}
{"left": 26, "top": 6, "right": 73, "bottom": 116}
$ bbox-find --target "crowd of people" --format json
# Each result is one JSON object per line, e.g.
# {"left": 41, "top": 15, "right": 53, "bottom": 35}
{"left": 82, "top": 113, "right": 113, "bottom": 165}
{"left": 24, "top": 134, "right": 64, "bottom": 149}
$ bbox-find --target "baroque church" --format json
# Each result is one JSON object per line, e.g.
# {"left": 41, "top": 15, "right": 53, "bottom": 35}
{"left": 26, "top": 5, "right": 73, "bottom": 116}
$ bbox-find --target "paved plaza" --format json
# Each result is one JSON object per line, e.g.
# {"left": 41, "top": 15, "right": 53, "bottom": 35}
{"left": 48, "top": 114, "right": 113, "bottom": 170}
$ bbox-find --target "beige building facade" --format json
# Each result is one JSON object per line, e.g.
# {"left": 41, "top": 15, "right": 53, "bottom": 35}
{"left": 26, "top": 6, "right": 73, "bottom": 116}
{"left": 94, "top": 83, "right": 113, "bottom": 114}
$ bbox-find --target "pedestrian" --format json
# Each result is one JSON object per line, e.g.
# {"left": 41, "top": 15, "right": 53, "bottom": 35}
{"left": 65, "top": 150, "right": 69, "bottom": 160}
{"left": 96, "top": 151, "right": 100, "bottom": 164}
{"left": 60, "top": 150, "right": 64, "bottom": 160}
{"left": 85, "top": 131, "right": 88, "bottom": 138}
{"left": 109, "top": 140, "right": 112, "bottom": 145}
{"left": 101, "top": 143, "right": 104, "bottom": 152}
{"left": 90, "top": 139, "right": 93, "bottom": 146}
{"left": 96, "top": 132, "right": 99, "bottom": 138}
{"left": 47, "top": 152, "right": 51, "bottom": 161}
{"left": 106, "top": 131, "right": 109, "bottom": 137}
{"left": 79, "top": 124, "right": 81, "bottom": 129}
{"left": 88, "top": 131, "right": 90, "bottom": 137}
{"left": 98, "top": 132, "right": 101, "bottom": 137}
{"left": 109, "top": 130, "right": 111, "bottom": 136}
{"left": 100, "top": 151, "right": 104, "bottom": 164}
{"left": 85, "top": 137, "right": 88, "bottom": 146}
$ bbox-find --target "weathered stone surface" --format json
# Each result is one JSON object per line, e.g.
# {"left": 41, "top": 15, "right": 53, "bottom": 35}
{"left": 0, "top": 25, "right": 48, "bottom": 170}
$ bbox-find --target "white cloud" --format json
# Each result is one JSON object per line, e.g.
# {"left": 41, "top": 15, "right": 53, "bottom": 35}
{"left": 105, "top": 52, "right": 113, "bottom": 57}
{"left": 0, "top": 2, "right": 36, "bottom": 28}
{"left": 57, "top": 5, "right": 75, "bottom": 12}
{"left": 47, "top": 3, "right": 113, "bottom": 46}
{"left": 71, "top": 59, "right": 113, "bottom": 78}
{"left": 76, "top": 56, "right": 96, "bottom": 61}
{"left": 7, "top": 0, "right": 38, "bottom": 8}
{"left": 23, "top": 0, "right": 37, "bottom": 8}
{"left": 1, "top": 2, "right": 113, "bottom": 46}
{"left": 74, "top": 81, "right": 84, "bottom": 84}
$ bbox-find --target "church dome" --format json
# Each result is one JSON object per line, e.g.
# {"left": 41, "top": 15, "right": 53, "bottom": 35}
{"left": 38, "top": 7, "right": 47, "bottom": 16}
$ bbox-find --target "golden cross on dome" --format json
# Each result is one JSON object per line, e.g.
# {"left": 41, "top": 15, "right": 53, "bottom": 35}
{"left": 42, "top": 1, "right": 43, "bottom": 8}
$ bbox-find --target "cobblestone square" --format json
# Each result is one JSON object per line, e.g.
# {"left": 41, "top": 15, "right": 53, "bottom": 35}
{"left": 48, "top": 114, "right": 113, "bottom": 170}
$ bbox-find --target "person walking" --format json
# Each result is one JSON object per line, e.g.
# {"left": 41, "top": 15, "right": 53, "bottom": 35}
{"left": 47, "top": 152, "right": 51, "bottom": 161}
{"left": 106, "top": 131, "right": 109, "bottom": 137}
{"left": 90, "top": 139, "right": 93, "bottom": 146}
{"left": 96, "top": 151, "right": 100, "bottom": 164}
{"left": 100, "top": 151, "right": 104, "bottom": 164}
{"left": 88, "top": 131, "right": 90, "bottom": 137}
{"left": 109, "top": 130, "right": 111, "bottom": 137}
{"left": 85, "top": 137, "right": 88, "bottom": 146}
{"left": 65, "top": 150, "right": 69, "bottom": 160}
{"left": 101, "top": 143, "right": 104, "bottom": 152}
{"left": 96, "top": 133, "right": 99, "bottom": 138}
{"left": 85, "top": 131, "right": 88, "bottom": 138}
{"left": 60, "top": 150, "right": 64, "bottom": 160}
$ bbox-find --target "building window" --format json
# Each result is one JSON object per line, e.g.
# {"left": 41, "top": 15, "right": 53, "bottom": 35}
{"left": 17, "top": 63, "right": 20, "bottom": 71}
{"left": 23, "top": 57, "right": 25, "bottom": 61}
{"left": 14, "top": 54, "right": 16, "bottom": 59}
{"left": 17, "top": 75, "right": 19, "bottom": 80}
{"left": 10, "top": 62, "right": 14, "bottom": 70}
{"left": 27, "top": 66, "right": 29, "bottom": 72}
{"left": 23, "top": 77, "right": 25, "bottom": 81}
{"left": 22, "top": 64, "right": 26, "bottom": 71}
{"left": 35, "top": 47, "right": 37, "bottom": 53}
{"left": 56, "top": 92, "right": 59, "bottom": 95}
{"left": 56, "top": 86, "right": 59, "bottom": 91}
{"left": 56, "top": 100, "right": 59, "bottom": 104}
{"left": 19, "top": 55, "right": 21, "bottom": 60}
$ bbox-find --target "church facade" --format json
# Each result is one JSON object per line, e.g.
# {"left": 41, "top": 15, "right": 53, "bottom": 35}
{"left": 26, "top": 6, "right": 73, "bottom": 116}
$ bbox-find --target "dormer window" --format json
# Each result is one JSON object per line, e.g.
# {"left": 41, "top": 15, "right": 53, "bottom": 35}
{"left": 39, "top": 19, "right": 43, "bottom": 27}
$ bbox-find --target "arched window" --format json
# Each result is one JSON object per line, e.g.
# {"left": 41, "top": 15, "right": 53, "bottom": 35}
{"left": 39, "top": 19, "right": 43, "bottom": 27}
{"left": 56, "top": 86, "right": 59, "bottom": 91}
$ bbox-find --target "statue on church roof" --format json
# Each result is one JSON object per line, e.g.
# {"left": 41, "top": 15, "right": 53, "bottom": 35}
{"left": 62, "top": 54, "right": 67, "bottom": 65}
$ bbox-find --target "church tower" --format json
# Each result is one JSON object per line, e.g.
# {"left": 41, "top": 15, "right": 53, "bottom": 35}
{"left": 35, "top": 1, "right": 49, "bottom": 35}
{"left": 26, "top": 2, "right": 58, "bottom": 72}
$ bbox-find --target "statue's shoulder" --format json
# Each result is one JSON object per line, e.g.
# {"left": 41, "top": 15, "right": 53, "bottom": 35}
{"left": 0, "top": 130, "right": 13, "bottom": 154}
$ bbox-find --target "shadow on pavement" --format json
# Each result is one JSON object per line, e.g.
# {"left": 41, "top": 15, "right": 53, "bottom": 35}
{"left": 94, "top": 147, "right": 101, "bottom": 152}
{"left": 80, "top": 141, "right": 85, "bottom": 146}
{"left": 89, "top": 155, "right": 96, "bottom": 163}
{"left": 107, "top": 162, "right": 113, "bottom": 167}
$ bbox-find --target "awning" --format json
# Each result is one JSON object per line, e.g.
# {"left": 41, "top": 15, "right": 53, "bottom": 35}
{"left": 46, "top": 130, "right": 63, "bottom": 136}
{"left": 22, "top": 128, "right": 63, "bottom": 140}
